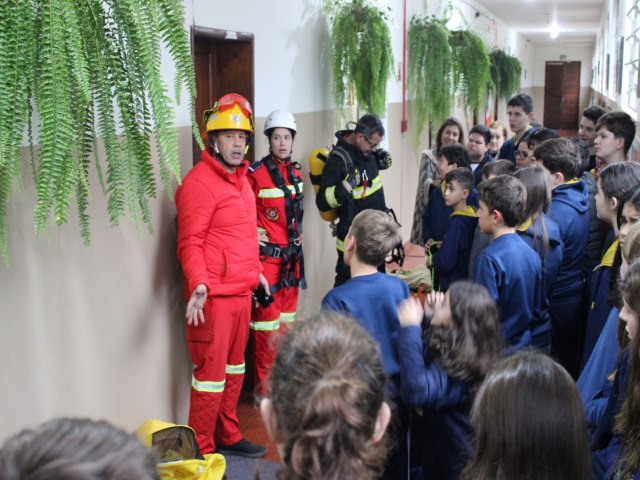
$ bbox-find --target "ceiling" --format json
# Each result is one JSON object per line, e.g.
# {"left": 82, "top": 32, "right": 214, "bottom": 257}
{"left": 475, "top": 0, "right": 606, "bottom": 47}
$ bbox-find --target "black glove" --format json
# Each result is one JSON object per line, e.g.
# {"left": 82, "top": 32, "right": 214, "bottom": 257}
{"left": 375, "top": 149, "right": 392, "bottom": 169}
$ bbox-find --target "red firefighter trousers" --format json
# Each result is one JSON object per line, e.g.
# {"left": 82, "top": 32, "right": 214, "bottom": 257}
{"left": 187, "top": 294, "right": 251, "bottom": 454}
{"left": 250, "top": 258, "right": 299, "bottom": 396}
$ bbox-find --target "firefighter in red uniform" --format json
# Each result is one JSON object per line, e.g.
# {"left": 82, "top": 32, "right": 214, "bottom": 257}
{"left": 247, "top": 110, "right": 305, "bottom": 395}
{"left": 175, "top": 93, "right": 269, "bottom": 458}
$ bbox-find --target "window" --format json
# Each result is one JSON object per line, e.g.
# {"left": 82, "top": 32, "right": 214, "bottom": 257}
{"left": 623, "top": 0, "right": 639, "bottom": 114}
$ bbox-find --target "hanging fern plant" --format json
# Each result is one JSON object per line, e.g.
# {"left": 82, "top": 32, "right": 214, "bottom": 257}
{"left": 489, "top": 49, "right": 523, "bottom": 102}
{"left": 0, "top": 0, "right": 201, "bottom": 264}
{"left": 449, "top": 30, "right": 491, "bottom": 114}
{"left": 407, "top": 14, "right": 453, "bottom": 138}
{"left": 325, "top": 0, "right": 394, "bottom": 116}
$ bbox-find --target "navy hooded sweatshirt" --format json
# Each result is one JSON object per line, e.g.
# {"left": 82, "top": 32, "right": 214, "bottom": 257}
{"left": 549, "top": 180, "right": 590, "bottom": 299}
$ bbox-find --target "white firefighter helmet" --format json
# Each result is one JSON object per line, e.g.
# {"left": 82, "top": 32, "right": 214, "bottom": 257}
{"left": 264, "top": 109, "right": 297, "bottom": 135}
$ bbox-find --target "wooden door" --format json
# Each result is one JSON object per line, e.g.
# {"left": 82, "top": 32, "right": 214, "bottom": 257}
{"left": 192, "top": 28, "right": 254, "bottom": 165}
{"left": 543, "top": 61, "right": 581, "bottom": 129}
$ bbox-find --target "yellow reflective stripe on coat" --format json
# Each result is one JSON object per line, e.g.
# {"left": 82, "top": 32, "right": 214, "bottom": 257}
{"left": 336, "top": 238, "right": 345, "bottom": 252}
{"left": 352, "top": 175, "right": 382, "bottom": 199}
{"left": 225, "top": 363, "right": 245, "bottom": 375}
{"left": 250, "top": 319, "right": 280, "bottom": 331}
{"left": 192, "top": 375, "right": 225, "bottom": 393}
{"left": 280, "top": 312, "right": 296, "bottom": 323}
{"left": 258, "top": 184, "right": 304, "bottom": 198}
{"left": 325, "top": 185, "right": 340, "bottom": 208}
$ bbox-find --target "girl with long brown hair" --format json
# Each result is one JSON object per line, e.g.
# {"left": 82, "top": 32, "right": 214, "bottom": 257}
{"left": 397, "top": 281, "right": 504, "bottom": 479}
{"left": 260, "top": 311, "right": 391, "bottom": 480}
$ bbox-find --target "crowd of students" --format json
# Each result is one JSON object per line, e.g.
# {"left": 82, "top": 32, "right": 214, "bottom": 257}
{"left": 2, "top": 94, "right": 639, "bottom": 480}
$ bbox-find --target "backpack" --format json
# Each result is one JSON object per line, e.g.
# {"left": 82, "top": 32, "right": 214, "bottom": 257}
{"left": 137, "top": 419, "right": 226, "bottom": 480}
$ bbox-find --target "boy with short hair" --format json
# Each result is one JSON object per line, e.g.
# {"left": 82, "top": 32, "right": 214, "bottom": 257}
{"left": 579, "top": 105, "right": 606, "bottom": 170}
{"left": 321, "top": 208, "right": 409, "bottom": 479}
{"left": 499, "top": 93, "right": 537, "bottom": 162}
{"left": 535, "top": 138, "right": 590, "bottom": 376}
{"left": 467, "top": 124, "right": 494, "bottom": 186}
{"left": 473, "top": 175, "right": 542, "bottom": 351}
{"left": 594, "top": 111, "right": 637, "bottom": 169}
{"left": 422, "top": 144, "right": 475, "bottom": 249}
{"left": 429, "top": 168, "right": 478, "bottom": 291}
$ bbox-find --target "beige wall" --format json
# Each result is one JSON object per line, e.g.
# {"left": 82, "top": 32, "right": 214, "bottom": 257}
{"left": 0, "top": 103, "right": 430, "bottom": 442}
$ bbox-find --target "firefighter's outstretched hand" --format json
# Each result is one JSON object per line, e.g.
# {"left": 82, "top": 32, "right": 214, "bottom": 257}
{"left": 398, "top": 297, "right": 424, "bottom": 328}
{"left": 186, "top": 284, "right": 207, "bottom": 326}
{"left": 259, "top": 273, "right": 270, "bottom": 295}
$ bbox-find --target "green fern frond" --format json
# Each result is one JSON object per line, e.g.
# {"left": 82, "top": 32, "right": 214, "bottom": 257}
{"left": 0, "top": 0, "right": 200, "bottom": 263}
{"left": 449, "top": 30, "right": 490, "bottom": 113}
{"left": 489, "top": 49, "right": 522, "bottom": 102}
{"left": 328, "top": 0, "right": 393, "bottom": 116}
{"left": 408, "top": 14, "right": 453, "bottom": 140}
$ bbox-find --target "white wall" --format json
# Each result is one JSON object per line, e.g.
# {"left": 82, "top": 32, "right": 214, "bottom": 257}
{"left": 532, "top": 46, "right": 595, "bottom": 88}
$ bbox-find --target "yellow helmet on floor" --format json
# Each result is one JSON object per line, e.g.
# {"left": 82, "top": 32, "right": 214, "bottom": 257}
{"left": 204, "top": 93, "right": 255, "bottom": 134}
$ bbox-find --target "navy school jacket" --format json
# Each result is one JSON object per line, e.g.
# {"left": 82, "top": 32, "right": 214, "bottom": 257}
{"left": 422, "top": 181, "right": 479, "bottom": 244}
{"left": 398, "top": 325, "right": 474, "bottom": 480}
{"left": 582, "top": 237, "right": 619, "bottom": 368}
{"left": 549, "top": 179, "right": 590, "bottom": 299}
{"left": 474, "top": 233, "right": 542, "bottom": 351}
{"left": 516, "top": 213, "right": 564, "bottom": 348}
{"left": 433, "top": 207, "right": 478, "bottom": 291}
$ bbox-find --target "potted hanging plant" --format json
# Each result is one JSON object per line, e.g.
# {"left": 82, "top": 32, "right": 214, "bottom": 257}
{"left": 325, "top": 0, "right": 394, "bottom": 116}
{"left": 407, "top": 14, "right": 453, "bottom": 139}
{"left": 449, "top": 29, "right": 491, "bottom": 116}
{"left": 0, "top": 0, "right": 200, "bottom": 264}
{"left": 489, "top": 49, "right": 522, "bottom": 102}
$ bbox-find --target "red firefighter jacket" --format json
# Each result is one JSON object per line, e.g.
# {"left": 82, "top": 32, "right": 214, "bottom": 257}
{"left": 176, "top": 149, "right": 261, "bottom": 297}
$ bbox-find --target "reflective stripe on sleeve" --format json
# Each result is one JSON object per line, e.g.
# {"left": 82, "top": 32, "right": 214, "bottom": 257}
{"left": 325, "top": 186, "right": 340, "bottom": 208}
{"left": 336, "top": 238, "right": 345, "bottom": 252}
{"left": 280, "top": 312, "right": 296, "bottom": 323}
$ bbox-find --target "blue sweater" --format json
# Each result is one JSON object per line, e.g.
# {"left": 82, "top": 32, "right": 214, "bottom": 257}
{"left": 433, "top": 207, "right": 478, "bottom": 291}
{"left": 398, "top": 326, "right": 473, "bottom": 480}
{"left": 474, "top": 233, "right": 542, "bottom": 351}
{"left": 322, "top": 272, "right": 410, "bottom": 387}
{"left": 549, "top": 180, "right": 590, "bottom": 299}
{"left": 517, "top": 214, "right": 564, "bottom": 348}
{"left": 583, "top": 238, "right": 619, "bottom": 368}
{"left": 422, "top": 182, "right": 479, "bottom": 244}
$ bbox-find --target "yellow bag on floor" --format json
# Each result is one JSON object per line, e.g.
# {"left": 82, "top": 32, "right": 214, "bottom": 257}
{"left": 138, "top": 419, "right": 226, "bottom": 480}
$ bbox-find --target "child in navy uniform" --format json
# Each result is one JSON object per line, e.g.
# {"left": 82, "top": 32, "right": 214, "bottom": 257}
{"left": 582, "top": 162, "right": 640, "bottom": 368}
{"left": 398, "top": 282, "right": 504, "bottom": 480}
{"left": 321, "top": 208, "right": 409, "bottom": 480}
{"left": 514, "top": 167, "right": 564, "bottom": 351}
{"left": 429, "top": 168, "right": 478, "bottom": 291}
{"left": 473, "top": 175, "right": 543, "bottom": 351}
{"left": 535, "top": 138, "right": 590, "bottom": 376}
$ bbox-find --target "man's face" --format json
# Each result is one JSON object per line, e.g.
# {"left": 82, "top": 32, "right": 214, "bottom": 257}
{"left": 516, "top": 142, "right": 534, "bottom": 169}
{"left": 507, "top": 106, "right": 531, "bottom": 134}
{"left": 357, "top": 132, "right": 383, "bottom": 155}
{"left": 467, "top": 133, "right": 487, "bottom": 161}
{"left": 214, "top": 130, "right": 248, "bottom": 168}
{"left": 594, "top": 126, "right": 624, "bottom": 163}
{"left": 578, "top": 117, "right": 598, "bottom": 147}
